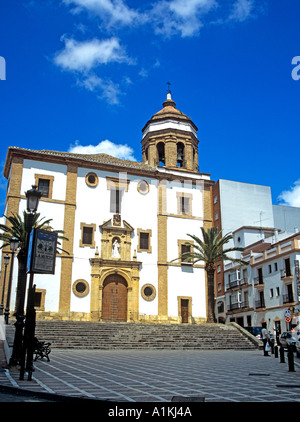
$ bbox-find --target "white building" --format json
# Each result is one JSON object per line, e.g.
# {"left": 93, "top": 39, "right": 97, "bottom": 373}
{"left": 1, "top": 94, "right": 214, "bottom": 324}
{"left": 224, "top": 228, "right": 300, "bottom": 334}
{"left": 212, "top": 178, "right": 300, "bottom": 331}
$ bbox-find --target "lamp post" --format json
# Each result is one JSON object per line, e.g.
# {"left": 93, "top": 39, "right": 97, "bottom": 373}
{"left": 0, "top": 254, "right": 10, "bottom": 315}
{"left": 9, "top": 186, "right": 41, "bottom": 369}
{"left": 4, "top": 238, "right": 19, "bottom": 324}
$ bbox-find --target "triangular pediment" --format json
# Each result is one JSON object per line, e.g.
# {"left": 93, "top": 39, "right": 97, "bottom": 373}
{"left": 99, "top": 215, "right": 134, "bottom": 233}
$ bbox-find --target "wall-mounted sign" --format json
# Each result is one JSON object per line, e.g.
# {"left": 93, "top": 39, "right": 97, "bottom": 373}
{"left": 27, "top": 229, "right": 58, "bottom": 274}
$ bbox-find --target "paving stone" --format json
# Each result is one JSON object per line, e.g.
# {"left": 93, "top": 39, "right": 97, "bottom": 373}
{"left": 0, "top": 349, "right": 299, "bottom": 402}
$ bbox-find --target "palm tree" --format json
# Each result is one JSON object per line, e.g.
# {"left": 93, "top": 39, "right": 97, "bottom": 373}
{"left": 0, "top": 211, "right": 68, "bottom": 312}
{"left": 179, "top": 226, "right": 248, "bottom": 323}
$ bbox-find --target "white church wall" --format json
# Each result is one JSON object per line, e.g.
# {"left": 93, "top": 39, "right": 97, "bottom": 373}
{"left": 167, "top": 266, "right": 206, "bottom": 318}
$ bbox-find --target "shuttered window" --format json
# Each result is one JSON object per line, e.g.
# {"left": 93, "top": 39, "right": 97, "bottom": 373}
{"left": 38, "top": 178, "right": 50, "bottom": 198}
{"left": 139, "top": 232, "right": 149, "bottom": 250}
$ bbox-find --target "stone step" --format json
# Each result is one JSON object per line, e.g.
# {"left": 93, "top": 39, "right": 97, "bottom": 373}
{"left": 32, "top": 320, "right": 257, "bottom": 350}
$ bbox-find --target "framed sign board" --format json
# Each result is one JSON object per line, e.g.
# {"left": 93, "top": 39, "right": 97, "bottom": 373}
{"left": 27, "top": 229, "right": 58, "bottom": 274}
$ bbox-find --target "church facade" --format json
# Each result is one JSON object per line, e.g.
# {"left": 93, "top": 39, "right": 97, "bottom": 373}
{"left": 1, "top": 93, "right": 214, "bottom": 324}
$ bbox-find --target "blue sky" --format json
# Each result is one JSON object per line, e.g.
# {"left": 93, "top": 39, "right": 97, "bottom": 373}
{"left": 1, "top": 0, "right": 300, "bottom": 214}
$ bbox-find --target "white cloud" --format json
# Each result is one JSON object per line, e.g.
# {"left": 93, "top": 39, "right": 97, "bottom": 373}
{"left": 78, "top": 74, "right": 121, "bottom": 104}
{"left": 54, "top": 37, "right": 133, "bottom": 72}
{"left": 54, "top": 0, "right": 258, "bottom": 104}
{"left": 53, "top": 37, "right": 135, "bottom": 103}
{"left": 62, "top": 0, "right": 142, "bottom": 26}
{"left": 150, "top": 0, "right": 217, "bottom": 38}
{"left": 68, "top": 139, "right": 137, "bottom": 160}
{"left": 278, "top": 180, "right": 300, "bottom": 207}
{"left": 228, "top": 0, "right": 254, "bottom": 22}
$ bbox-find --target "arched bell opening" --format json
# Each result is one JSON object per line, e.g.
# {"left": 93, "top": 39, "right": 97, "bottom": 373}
{"left": 157, "top": 142, "right": 165, "bottom": 166}
{"left": 177, "top": 142, "right": 185, "bottom": 168}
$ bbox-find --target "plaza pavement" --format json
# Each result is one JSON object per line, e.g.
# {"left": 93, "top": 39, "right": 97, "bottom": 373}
{"left": 0, "top": 348, "right": 300, "bottom": 404}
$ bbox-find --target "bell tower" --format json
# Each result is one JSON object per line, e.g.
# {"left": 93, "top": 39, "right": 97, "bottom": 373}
{"left": 141, "top": 91, "right": 199, "bottom": 172}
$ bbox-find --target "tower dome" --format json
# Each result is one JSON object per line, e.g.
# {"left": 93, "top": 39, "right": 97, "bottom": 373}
{"left": 141, "top": 93, "right": 199, "bottom": 172}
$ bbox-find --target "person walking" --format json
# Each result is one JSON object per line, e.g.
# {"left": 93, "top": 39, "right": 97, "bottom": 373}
{"left": 261, "top": 322, "right": 270, "bottom": 356}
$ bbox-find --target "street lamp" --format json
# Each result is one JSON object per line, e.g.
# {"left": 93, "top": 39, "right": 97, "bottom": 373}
{"left": 4, "top": 237, "right": 19, "bottom": 324}
{"left": 9, "top": 186, "right": 41, "bottom": 369}
{"left": 26, "top": 185, "right": 42, "bottom": 213}
{"left": 0, "top": 254, "right": 10, "bottom": 315}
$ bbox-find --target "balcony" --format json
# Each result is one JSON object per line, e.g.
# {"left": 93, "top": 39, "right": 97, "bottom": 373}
{"left": 226, "top": 277, "right": 248, "bottom": 291}
{"left": 254, "top": 276, "right": 264, "bottom": 286}
{"left": 227, "top": 301, "right": 249, "bottom": 312}
{"left": 255, "top": 299, "right": 265, "bottom": 309}
{"left": 282, "top": 294, "right": 294, "bottom": 304}
{"left": 280, "top": 269, "right": 293, "bottom": 279}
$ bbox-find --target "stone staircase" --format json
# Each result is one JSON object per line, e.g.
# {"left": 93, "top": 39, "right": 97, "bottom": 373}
{"left": 34, "top": 321, "right": 259, "bottom": 350}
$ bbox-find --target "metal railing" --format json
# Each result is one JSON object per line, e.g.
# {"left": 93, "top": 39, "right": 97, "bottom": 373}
{"left": 280, "top": 269, "right": 292, "bottom": 278}
{"left": 226, "top": 277, "right": 248, "bottom": 290}
{"left": 255, "top": 299, "right": 265, "bottom": 309}
{"left": 254, "top": 276, "right": 264, "bottom": 286}
{"left": 282, "top": 294, "right": 294, "bottom": 304}
{"left": 227, "top": 301, "right": 249, "bottom": 312}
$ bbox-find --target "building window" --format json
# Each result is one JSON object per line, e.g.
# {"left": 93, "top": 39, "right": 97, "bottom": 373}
{"left": 80, "top": 223, "right": 96, "bottom": 248}
{"left": 35, "top": 174, "right": 54, "bottom": 199}
{"left": 270, "top": 288, "right": 274, "bottom": 298}
{"left": 268, "top": 264, "right": 272, "bottom": 273}
{"left": 141, "top": 284, "right": 156, "bottom": 301}
{"left": 274, "top": 262, "right": 278, "bottom": 272}
{"left": 177, "top": 192, "right": 192, "bottom": 216}
{"left": 137, "top": 180, "right": 150, "bottom": 194}
{"left": 38, "top": 179, "right": 50, "bottom": 197}
{"left": 137, "top": 229, "right": 152, "bottom": 253}
{"left": 72, "top": 279, "right": 90, "bottom": 297}
{"left": 178, "top": 240, "right": 193, "bottom": 264}
{"left": 181, "top": 244, "right": 191, "bottom": 263}
{"left": 276, "top": 287, "right": 280, "bottom": 296}
{"left": 181, "top": 197, "right": 190, "bottom": 214}
{"left": 85, "top": 172, "right": 98, "bottom": 187}
{"left": 284, "top": 258, "right": 292, "bottom": 277}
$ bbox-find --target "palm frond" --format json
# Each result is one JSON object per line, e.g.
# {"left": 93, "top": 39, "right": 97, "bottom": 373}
{"left": 172, "top": 226, "right": 248, "bottom": 268}
{"left": 0, "top": 212, "right": 69, "bottom": 254}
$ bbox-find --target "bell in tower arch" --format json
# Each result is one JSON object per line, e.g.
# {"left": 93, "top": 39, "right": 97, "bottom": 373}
{"left": 177, "top": 142, "right": 185, "bottom": 167}
{"left": 157, "top": 142, "right": 165, "bottom": 166}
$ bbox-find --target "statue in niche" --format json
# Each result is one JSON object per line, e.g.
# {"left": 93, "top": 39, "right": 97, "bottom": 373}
{"left": 112, "top": 238, "right": 120, "bottom": 258}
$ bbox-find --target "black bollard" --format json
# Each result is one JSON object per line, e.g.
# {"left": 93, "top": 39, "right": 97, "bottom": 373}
{"left": 274, "top": 345, "right": 278, "bottom": 358}
{"left": 287, "top": 346, "right": 295, "bottom": 372}
{"left": 280, "top": 345, "right": 285, "bottom": 363}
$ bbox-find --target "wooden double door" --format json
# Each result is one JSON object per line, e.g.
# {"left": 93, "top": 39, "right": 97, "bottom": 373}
{"left": 102, "top": 274, "right": 128, "bottom": 322}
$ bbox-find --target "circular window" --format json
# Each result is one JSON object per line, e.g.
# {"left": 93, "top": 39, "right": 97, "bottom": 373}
{"left": 85, "top": 172, "right": 99, "bottom": 187}
{"left": 137, "top": 180, "right": 150, "bottom": 195}
{"left": 72, "top": 279, "right": 90, "bottom": 297}
{"left": 141, "top": 284, "right": 156, "bottom": 301}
